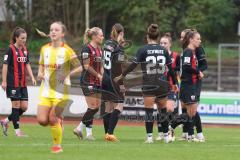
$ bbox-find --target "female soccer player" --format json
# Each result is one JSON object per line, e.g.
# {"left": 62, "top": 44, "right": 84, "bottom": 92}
{"left": 37, "top": 21, "right": 79, "bottom": 153}
{"left": 156, "top": 33, "right": 180, "bottom": 141}
{"left": 0, "top": 27, "right": 36, "bottom": 137}
{"left": 115, "top": 24, "right": 178, "bottom": 143}
{"left": 102, "top": 23, "right": 125, "bottom": 142}
{"left": 179, "top": 29, "right": 207, "bottom": 141}
{"left": 179, "top": 30, "right": 204, "bottom": 141}
{"left": 73, "top": 27, "right": 104, "bottom": 141}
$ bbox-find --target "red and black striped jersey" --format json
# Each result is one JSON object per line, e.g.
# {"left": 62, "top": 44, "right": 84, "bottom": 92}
{"left": 80, "top": 44, "right": 102, "bottom": 86}
{"left": 168, "top": 51, "right": 180, "bottom": 86}
{"left": 3, "top": 44, "right": 29, "bottom": 87}
{"left": 181, "top": 48, "right": 199, "bottom": 84}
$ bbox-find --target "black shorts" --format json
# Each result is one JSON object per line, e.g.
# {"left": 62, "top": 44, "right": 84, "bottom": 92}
{"left": 81, "top": 84, "right": 101, "bottom": 96}
{"left": 6, "top": 86, "right": 28, "bottom": 101}
{"left": 101, "top": 78, "right": 124, "bottom": 103}
{"left": 142, "top": 81, "right": 170, "bottom": 99}
{"left": 80, "top": 76, "right": 101, "bottom": 96}
{"left": 180, "top": 81, "right": 201, "bottom": 104}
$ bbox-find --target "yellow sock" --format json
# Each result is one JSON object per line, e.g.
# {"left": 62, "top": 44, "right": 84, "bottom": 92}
{"left": 50, "top": 122, "right": 62, "bottom": 145}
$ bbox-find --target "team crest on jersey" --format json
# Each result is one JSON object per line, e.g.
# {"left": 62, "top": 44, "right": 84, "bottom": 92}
{"left": 171, "top": 58, "right": 175, "bottom": 63}
{"left": 11, "top": 90, "right": 16, "bottom": 95}
{"left": 191, "top": 95, "right": 195, "bottom": 101}
{"left": 15, "top": 51, "right": 18, "bottom": 55}
{"left": 88, "top": 86, "right": 94, "bottom": 91}
{"left": 24, "top": 51, "right": 27, "bottom": 56}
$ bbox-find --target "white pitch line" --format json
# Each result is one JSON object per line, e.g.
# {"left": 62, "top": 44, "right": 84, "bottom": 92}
{"left": 0, "top": 143, "right": 240, "bottom": 147}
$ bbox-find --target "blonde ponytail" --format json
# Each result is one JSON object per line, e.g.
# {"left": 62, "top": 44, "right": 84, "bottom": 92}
{"left": 83, "top": 27, "right": 102, "bottom": 44}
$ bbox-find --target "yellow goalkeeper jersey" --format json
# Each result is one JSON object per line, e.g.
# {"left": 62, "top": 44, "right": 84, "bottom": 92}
{"left": 39, "top": 43, "right": 77, "bottom": 99}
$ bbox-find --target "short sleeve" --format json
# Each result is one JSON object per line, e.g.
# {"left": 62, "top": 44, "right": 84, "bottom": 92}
{"left": 3, "top": 48, "right": 12, "bottom": 65}
{"left": 196, "top": 46, "right": 206, "bottom": 60}
{"left": 25, "top": 49, "right": 30, "bottom": 64}
{"left": 39, "top": 47, "right": 44, "bottom": 65}
{"left": 164, "top": 50, "right": 172, "bottom": 66}
{"left": 67, "top": 46, "right": 77, "bottom": 59}
{"left": 81, "top": 45, "right": 91, "bottom": 60}
{"left": 133, "top": 47, "right": 144, "bottom": 63}
{"left": 67, "top": 46, "right": 80, "bottom": 67}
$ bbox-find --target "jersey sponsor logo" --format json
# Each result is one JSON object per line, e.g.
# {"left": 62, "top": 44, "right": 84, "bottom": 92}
{"left": 184, "top": 57, "right": 191, "bottom": 64}
{"left": 82, "top": 52, "right": 89, "bottom": 59}
{"left": 44, "top": 64, "right": 61, "bottom": 69}
{"left": 4, "top": 55, "right": 8, "bottom": 61}
{"left": 17, "top": 57, "right": 27, "bottom": 62}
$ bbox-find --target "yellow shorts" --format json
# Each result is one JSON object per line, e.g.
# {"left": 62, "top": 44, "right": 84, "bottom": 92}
{"left": 38, "top": 97, "right": 70, "bottom": 108}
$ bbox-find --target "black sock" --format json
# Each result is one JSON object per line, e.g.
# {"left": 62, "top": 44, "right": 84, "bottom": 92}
{"left": 108, "top": 109, "right": 121, "bottom": 134}
{"left": 103, "top": 112, "right": 111, "bottom": 134}
{"left": 19, "top": 108, "right": 26, "bottom": 117}
{"left": 168, "top": 111, "right": 174, "bottom": 126}
{"left": 87, "top": 119, "right": 93, "bottom": 128}
{"left": 82, "top": 108, "right": 99, "bottom": 127}
{"left": 182, "top": 108, "right": 188, "bottom": 133}
{"left": 8, "top": 108, "right": 25, "bottom": 122}
{"left": 173, "top": 107, "right": 178, "bottom": 115}
{"left": 8, "top": 114, "right": 12, "bottom": 121}
{"left": 145, "top": 108, "right": 154, "bottom": 135}
{"left": 157, "top": 113, "right": 163, "bottom": 133}
{"left": 188, "top": 116, "right": 195, "bottom": 137}
{"left": 171, "top": 113, "right": 188, "bottom": 129}
{"left": 159, "top": 108, "right": 169, "bottom": 134}
{"left": 11, "top": 108, "right": 20, "bottom": 129}
{"left": 195, "top": 112, "right": 202, "bottom": 133}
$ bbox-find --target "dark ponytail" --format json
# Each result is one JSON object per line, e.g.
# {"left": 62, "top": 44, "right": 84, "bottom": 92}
{"left": 11, "top": 27, "right": 26, "bottom": 44}
{"left": 182, "top": 29, "right": 199, "bottom": 49}
{"left": 147, "top": 24, "right": 159, "bottom": 41}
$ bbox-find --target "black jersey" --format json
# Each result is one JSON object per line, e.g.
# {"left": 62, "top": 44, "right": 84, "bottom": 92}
{"left": 196, "top": 46, "right": 207, "bottom": 72}
{"left": 181, "top": 48, "right": 199, "bottom": 84}
{"left": 103, "top": 39, "right": 124, "bottom": 85}
{"left": 133, "top": 44, "right": 173, "bottom": 84}
{"left": 3, "top": 44, "right": 29, "bottom": 87}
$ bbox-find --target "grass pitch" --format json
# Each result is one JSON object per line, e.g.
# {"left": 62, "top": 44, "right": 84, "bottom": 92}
{"left": 0, "top": 123, "right": 240, "bottom": 160}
